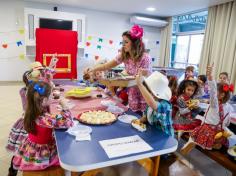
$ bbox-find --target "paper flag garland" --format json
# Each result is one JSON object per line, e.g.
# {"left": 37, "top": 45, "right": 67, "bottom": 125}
{"left": 2, "top": 44, "right": 8, "bottom": 48}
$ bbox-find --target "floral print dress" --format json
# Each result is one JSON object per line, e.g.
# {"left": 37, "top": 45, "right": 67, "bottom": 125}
{"left": 115, "top": 53, "right": 152, "bottom": 112}
{"left": 13, "top": 110, "right": 73, "bottom": 171}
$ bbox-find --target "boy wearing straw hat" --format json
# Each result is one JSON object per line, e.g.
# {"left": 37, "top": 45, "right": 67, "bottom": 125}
{"left": 135, "top": 70, "right": 174, "bottom": 136}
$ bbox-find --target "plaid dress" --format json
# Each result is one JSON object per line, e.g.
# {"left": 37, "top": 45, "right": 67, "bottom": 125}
{"left": 145, "top": 100, "right": 174, "bottom": 136}
{"left": 190, "top": 81, "right": 231, "bottom": 150}
{"left": 191, "top": 104, "right": 229, "bottom": 149}
{"left": 6, "top": 88, "right": 28, "bottom": 153}
{"left": 173, "top": 94, "right": 201, "bottom": 132}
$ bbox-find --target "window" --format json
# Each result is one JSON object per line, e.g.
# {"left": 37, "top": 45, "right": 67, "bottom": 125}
{"left": 171, "top": 10, "right": 208, "bottom": 68}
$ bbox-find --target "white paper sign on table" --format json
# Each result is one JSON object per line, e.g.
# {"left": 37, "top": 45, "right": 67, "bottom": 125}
{"left": 99, "top": 135, "right": 153, "bottom": 158}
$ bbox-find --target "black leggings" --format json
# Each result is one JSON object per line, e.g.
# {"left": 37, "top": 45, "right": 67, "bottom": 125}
{"left": 8, "top": 156, "right": 18, "bottom": 176}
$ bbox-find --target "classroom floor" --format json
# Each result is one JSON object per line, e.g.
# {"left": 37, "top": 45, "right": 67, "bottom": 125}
{"left": 0, "top": 83, "right": 232, "bottom": 176}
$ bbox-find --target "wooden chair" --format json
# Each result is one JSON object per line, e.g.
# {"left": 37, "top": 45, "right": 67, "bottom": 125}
{"left": 23, "top": 166, "right": 64, "bottom": 176}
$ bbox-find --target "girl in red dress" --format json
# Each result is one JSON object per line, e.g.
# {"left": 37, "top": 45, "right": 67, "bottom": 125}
{"left": 181, "top": 64, "right": 234, "bottom": 154}
{"left": 173, "top": 79, "right": 202, "bottom": 139}
{"left": 13, "top": 81, "right": 73, "bottom": 171}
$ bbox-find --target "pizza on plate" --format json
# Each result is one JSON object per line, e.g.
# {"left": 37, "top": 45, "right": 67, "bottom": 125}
{"left": 131, "top": 119, "right": 146, "bottom": 132}
{"left": 78, "top": 110, "right": 116, "bottom": 125}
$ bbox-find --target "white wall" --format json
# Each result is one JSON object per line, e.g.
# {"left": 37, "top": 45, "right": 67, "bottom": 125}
{"left": 0, "top": 1, "right": 31, "bottom": 81}
{"left": 0, "top": 0, "right": 161, "bottom": 81}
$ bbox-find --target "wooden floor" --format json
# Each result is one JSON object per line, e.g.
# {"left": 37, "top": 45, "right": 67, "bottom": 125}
{"left": 159, "top": 154, "right": 201, "bottom": 176}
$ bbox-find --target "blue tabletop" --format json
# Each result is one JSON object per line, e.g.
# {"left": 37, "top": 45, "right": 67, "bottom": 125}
{"left": 54, "top": 111, "right": 178, "bottom": 172}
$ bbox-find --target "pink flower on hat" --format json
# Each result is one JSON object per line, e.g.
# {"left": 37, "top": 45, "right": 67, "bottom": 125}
{"left": 130, "top": 25, "right": 143, "bottom": 39}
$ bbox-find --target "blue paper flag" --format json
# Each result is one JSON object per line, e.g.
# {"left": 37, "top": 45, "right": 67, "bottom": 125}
{"left": 16, "top": 41, "right": 23, "bottom": 46}
{"left": 85, "top": 53, "right": 89, "bottom": 58}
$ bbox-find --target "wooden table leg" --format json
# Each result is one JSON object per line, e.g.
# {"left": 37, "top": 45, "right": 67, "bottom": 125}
{"left": 137, "top": 156, "right": 160, "bottom": 176}
{"left": 81, "top": 169, "right": 103, "bottom": 176}
{"left": 137, "top": 158, "right": 154, "bottom": 175}
{"left": 151, "top": 156, "right": 160, "bottom": 176}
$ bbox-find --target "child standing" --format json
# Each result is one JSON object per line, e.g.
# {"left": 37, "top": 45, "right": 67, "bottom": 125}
{"left": 173, "top": 79, "right": 202, "bottom": 136}
{"left": 181, "top": 65, "right": 234, "bottom": 154}
{"left": 136, "top": 70, "right": 174, "bottom": 136}
{"left": 13, "top": 81, "right": 73, "bottom": 171}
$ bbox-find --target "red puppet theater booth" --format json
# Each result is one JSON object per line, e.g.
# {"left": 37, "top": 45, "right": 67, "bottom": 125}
{"left": 36, "top": 28, "right": 78, "bottom": 79}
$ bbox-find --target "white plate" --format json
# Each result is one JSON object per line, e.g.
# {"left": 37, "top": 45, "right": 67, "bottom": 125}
{"left": 67, "top": 124, "right": 92, "bottom": 136}
{"left": 131, "top": 122, "right": 146, "bottom": 132}
{"left": 118, "top": 114, "right": 138, "bottom": 124}
{"left": 227, "top": 146, "right": 236, "bottom": 157}
{"left": 107, "top": 105, "right": 124, "bottom": 114}
{"left": 101, "top": 100, "right": 116, "bottom": 106}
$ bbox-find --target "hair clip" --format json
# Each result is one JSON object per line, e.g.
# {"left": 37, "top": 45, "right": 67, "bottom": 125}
{"left": 130, "top": 25, "right": 143, "bottom": 39}
{"left": 34, "top": 83, "right": 45, "bottom": 95}
{"left": 223, "top": 84, "right": 234, "bottom": 92}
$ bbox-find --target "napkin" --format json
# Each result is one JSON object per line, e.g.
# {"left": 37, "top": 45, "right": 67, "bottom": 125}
{"left": 67, "top": 121, "right": 92, "bottom": 141}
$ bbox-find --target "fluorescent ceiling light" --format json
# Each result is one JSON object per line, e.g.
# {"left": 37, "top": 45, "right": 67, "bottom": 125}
{"left": 146, "top": 7, "right": 156, "bottom": 12}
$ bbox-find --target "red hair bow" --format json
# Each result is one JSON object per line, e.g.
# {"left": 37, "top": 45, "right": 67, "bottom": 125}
{"left": 223, "top": 84, "right": 234, "bottom": 92}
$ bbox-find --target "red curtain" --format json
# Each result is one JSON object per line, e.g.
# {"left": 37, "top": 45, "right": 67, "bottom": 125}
{"left": 36, "top": 28, "right": 78, "bottom": 79}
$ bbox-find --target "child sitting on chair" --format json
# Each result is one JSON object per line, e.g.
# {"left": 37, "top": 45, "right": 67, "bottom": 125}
{"left": 13, "top": 81, "right": 73, "bottom": 171}
{"left": 173, "top": 79, "right": 202, "bottom": 138}
{"left": 218, "top": 72, "right": 230, "bottom": 84}
{"left": 135, "top": 70, "right": 174, "bottom": 136}
{"left": 185, "top": 66, "right": 195, "bottom": 80}
{"left": 6, "top": 70, "right": 31, "bottom": 176}
{"left": 181, "top": 64, "right": 234, "bottom": 154}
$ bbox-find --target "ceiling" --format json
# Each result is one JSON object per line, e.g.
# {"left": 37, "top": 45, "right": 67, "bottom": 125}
{"left": 25, "top": 0, "right": 233, "bottom": 17}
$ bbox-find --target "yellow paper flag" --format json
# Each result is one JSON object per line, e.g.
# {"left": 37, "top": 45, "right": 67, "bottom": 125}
{"left": 18, "top": 29, "right": 24, "bottom": 34}
{"left": 87, "top": 36, "right": 92, "bottom": 40}
{"left": 19, "top": 54, "right": 25, "bottom": 60}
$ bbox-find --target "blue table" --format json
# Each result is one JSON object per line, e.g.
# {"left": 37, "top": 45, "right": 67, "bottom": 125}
{"left": 54, "top": 111, "right": 178, "bottom": 175}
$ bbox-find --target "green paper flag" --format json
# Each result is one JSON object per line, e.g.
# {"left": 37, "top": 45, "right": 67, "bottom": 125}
{"left": 87, "top": 36, "right": 92, "bottom": 40}
{"left": 98, "top": 38, "right": 103, "bottom": 42}
{"left": 97, "top": 45, "right": 102, "bottom": 49}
